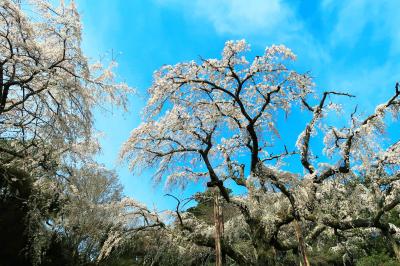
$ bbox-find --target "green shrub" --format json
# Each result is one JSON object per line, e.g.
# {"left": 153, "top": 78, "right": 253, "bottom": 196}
{"left": 356, "top": 252, "right": 399, "bottom": 266}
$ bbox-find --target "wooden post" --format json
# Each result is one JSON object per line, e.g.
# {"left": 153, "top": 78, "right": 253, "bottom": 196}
{"left": 294, "top": 219, "right": 310, "bottom": 266}
{"left": 213, "top": 187, "right": 224, "bottom": 266}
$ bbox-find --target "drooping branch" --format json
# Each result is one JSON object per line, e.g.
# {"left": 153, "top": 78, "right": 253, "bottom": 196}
{"left": 316, "top": 86, "right": 400, "bottom": 183}
{"left": 299, "top": 91, "right": 355, "bottom": 174}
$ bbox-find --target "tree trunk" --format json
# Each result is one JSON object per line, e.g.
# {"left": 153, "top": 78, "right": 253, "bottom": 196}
{"left": 214, "top": 187, "right": 224, "bottom": 266}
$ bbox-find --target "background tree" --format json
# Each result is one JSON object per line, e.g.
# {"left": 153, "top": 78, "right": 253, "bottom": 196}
{"left": 0, "top": 0, "right": 129, "bottom": 168}
{"left": 0, "top": 1, "right": 132, "bottom": 265}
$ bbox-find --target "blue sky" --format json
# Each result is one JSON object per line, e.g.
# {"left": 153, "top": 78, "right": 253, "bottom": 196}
{"left": 75, "top": 0, "right": 400, "bottom": 210}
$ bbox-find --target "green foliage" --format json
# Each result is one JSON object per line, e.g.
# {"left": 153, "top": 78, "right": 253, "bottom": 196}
{"left": 187, "top": 188, "right": 237, "bottom": 225}
{"left": 356, "top": 252, "right": 400, "bottom": 266}
{"left": 307, "top": 248, "right": 343, "bottom": 266}
{"left": 386, "top": 209, "right": 400, "bottom": 227}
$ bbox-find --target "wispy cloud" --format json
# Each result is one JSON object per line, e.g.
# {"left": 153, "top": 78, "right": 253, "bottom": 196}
{"left": 194, "top": 0, "right": 296, "bottom": 35}
{"left": 154, "top": 0, "right": 331, "bottom": 71}
{"left": 323, "top": 0, "right": 400, "bottom": 55}
{"left": 155, "top": 0, "right": 298, "bottom": 36}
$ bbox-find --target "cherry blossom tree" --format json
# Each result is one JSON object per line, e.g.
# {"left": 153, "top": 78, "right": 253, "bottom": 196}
{"left": 0, "top": 1, "right": 133, "bottom": 264}
{"left": 121, "top": 40, "right": 400, "bottom": 265}
{"left": 0, "top": 0, "right": 129, "bottom": 170}
{"left": 43, "top": 162, "right": 124, "bottom": 264}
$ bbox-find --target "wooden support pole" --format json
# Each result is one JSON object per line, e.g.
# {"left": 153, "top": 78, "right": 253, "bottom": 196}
{"left": 213, "top": 187, "right": 224, "bottom": 266}
{"left": 294, "top": 219, "right": 310, "bottom": 266}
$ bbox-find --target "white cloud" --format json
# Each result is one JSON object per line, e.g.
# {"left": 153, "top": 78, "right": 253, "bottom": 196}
{"left": 330, "top": 0, "right": 370, "bottom": 47}
{"left": 323, "top": 0, "right": 400, "bottom": 54}
{"left": 194, "top": 0, "right": 296, "bottom": 35}
{"left": 156, "top": 0, "right": 299, "bottom": 36}
{"left": 326, "top": 62, "right": 398, "bottom": 100}
{"left": 154, "top": 0, "right": 331, "bottom": 69}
